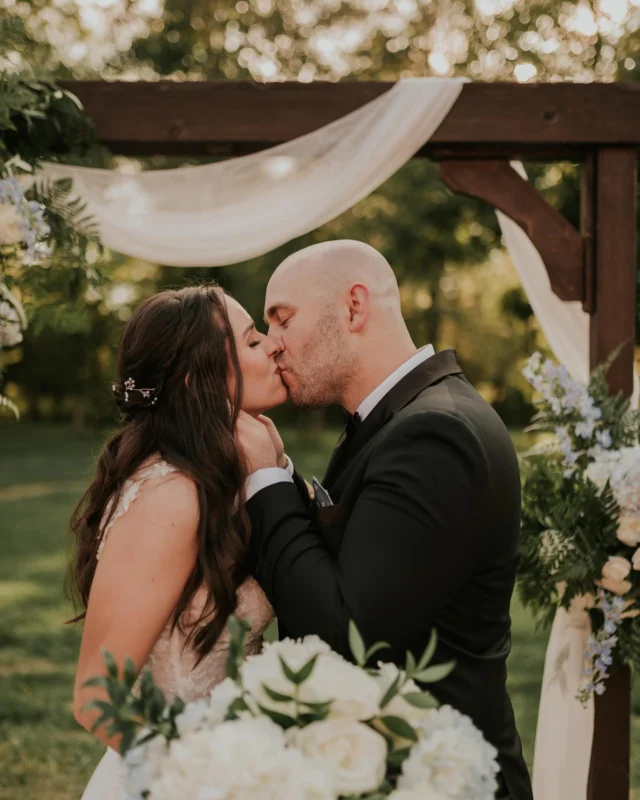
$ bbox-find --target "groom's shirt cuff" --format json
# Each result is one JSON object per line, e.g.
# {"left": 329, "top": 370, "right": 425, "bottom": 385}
{"left": 245, "top": 455, "right": 295, "bottom": 501}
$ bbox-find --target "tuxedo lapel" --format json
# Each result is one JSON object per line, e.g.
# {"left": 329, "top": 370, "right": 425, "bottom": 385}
{"left": 323, "top": 349, "right": 463, "bottom": 489}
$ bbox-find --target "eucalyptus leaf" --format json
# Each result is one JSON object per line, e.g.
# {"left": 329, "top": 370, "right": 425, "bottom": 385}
{"left": 348, "top": 620, "right": 366, "bottom": 665}
{"left": 412, "top": 661, "right": 455, "bottom": 684}
{"left": 417, "top": 628, "right": 438, "bottom": 672}
{"left": 257, "top": 704, "right": 297, "bottom": 730}
{"left": 401, "top": 691, "right": 437, "bottom": 709}
{"left": 380, "top": 672, "right": 402, "bottom": 709}
{"left": 378, "top": 715, "right": 418, "bottom": 742}
{"left": 262, "top": 684, "right": 295, "bottom": 704}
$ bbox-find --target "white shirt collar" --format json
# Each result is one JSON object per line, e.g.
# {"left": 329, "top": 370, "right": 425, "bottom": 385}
{"left": 356, "top": 345, "right": 435, "bottom": 422}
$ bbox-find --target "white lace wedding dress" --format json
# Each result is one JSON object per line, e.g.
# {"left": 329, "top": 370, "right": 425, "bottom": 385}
{"left": 81, "top": 459, "right": 274, "bottom": 800}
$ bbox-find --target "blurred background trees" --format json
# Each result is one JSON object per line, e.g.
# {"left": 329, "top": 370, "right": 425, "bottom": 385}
{"left": 1, "top": 0, "right": 639, "bottom": 429}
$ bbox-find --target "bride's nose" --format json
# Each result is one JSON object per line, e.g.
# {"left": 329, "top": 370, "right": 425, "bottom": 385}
{"left": 262, "top": 331, "right": 283, "bottom": 359}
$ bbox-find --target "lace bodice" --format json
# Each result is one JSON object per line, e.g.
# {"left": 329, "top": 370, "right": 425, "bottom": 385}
{"left": 97, "top": 458, "right": 273, "bottom": 703}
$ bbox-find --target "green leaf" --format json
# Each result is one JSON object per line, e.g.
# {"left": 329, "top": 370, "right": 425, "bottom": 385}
{"left": 378, "top": 715, "right": 418, "bottom": 742}
{"left": 294, "top": 655, "right": 318, "bottom": 685}
{"left": 278, "top": 656, "right": 299, "bottom": 684}
{"left": 84, "top": 699, "right": 114, "bottom": 715}
{"left": 300, "top": 700, "right": 333, "bottom": 713}
{"left": 103, "top": 650, "right": 119, "bottom": 680}
{"left": 226, "top": 696, "right": 251, "bottom": 717}
{"left": 412, "top": 661, "right": 455, "bottom": 684}
{"left": 82, "top": 676, "right": 109, "bottom": 689}
{"left": 257, "top": 704, "right": 297, "bottom": 730}
{"left": 262, "top": 684, "right": 294, "bottom": 704}
{"left": 405, "top": 651, "right": 416, "bottom": 675}
{"left": 386, "top": 747, "right": 412, "bottom": 768}
{"left": 416, "top": 628, "right": 438, "bottom": 672}
{"left": 349, "top": 620, "right": 366, "bottom": 665}
{"left": 401, "top": 691, "right": 437, "bottom": 709}
{"left": 297, "top": 711, "right": 329, "bottom": 724}
{"left": 278, "top": 654, "right": 318, "bottom": 685}
{"left": 123, "top": 657, "right": 137, "bottom": 690}
{"left": 380, "top": 672, "right": 402, "bottom": 709}
{"left": 364, "top": 642, "right": 391, "bottom": 662}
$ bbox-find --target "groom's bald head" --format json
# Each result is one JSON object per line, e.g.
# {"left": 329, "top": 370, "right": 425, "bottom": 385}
{"left": 265, "top": 240, "right": 414, "bottom": 410}
{"left": 267, "top": 240, "right": 401, "bottom": 313}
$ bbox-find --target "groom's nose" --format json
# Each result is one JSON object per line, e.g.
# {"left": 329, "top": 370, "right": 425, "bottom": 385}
{"left": 264, "top": 328, "right": 284, "bottom": 357}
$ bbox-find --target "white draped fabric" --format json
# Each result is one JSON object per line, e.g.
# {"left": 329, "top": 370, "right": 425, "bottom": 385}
{"left": 42, "top": 77, "right": 638, "bottom": 800}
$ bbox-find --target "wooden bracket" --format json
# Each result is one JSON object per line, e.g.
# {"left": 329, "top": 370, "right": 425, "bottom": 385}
{"left": 439, "top": 160, "right": 584, "bottom": 304}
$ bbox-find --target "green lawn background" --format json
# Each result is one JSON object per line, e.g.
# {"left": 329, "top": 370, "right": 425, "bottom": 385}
{"left": 0, "top": 423, "right": 638, "bottom": 799}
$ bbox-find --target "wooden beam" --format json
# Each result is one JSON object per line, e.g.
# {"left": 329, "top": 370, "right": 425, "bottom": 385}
{"left": 60, "top": 81, "right": 640, "bottom": 155}
{"left": 440, "top": 160, "right": 583, "bottom": 302}
{"left": 588, "top": 147, "right": 637, "bottom": 393}
{"left": 586, "top": 146, "right": 637, "bottom": 800}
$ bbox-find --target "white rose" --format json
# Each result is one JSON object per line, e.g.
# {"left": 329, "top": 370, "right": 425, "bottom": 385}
{"left": 617, "top": 515, "right": 640, "bottom": 547}
{"left": 602, "top": 556, "right": 632, "bottom": 582}
{"left": 148, "top": 716, "right": 334, "bottom": 800}
{"left": 0, "top": 203, "right": 24, "bottom": 245}
{"left": 290, "top": 719, "right": 387, "bottom": 796}
{"left": 632, "top": 548, "right": 640, "bottom": 571}
{"left": 242, "top": 637, "right": 380, "bottom": 721}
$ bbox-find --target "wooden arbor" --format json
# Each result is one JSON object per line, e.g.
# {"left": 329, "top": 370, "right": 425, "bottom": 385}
{"left": 64, "top": 80, "right": 639, "bottom": 798}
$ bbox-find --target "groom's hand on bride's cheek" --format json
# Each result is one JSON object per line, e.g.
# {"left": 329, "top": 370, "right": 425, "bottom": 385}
{"left": 236, "top": 411, "right": 278, "bottom": 474}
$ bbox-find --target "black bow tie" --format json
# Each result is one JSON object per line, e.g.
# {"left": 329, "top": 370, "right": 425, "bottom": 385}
{"left": 340, "top": 409, "right": 361, "bottom": 438}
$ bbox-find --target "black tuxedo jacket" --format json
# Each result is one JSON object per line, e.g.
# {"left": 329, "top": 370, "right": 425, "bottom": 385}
{"left": 247, "top": 350, "right": 532, "bottom": 800}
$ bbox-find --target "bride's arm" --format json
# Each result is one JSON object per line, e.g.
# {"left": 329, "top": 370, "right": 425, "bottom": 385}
{"left": 72, "top": 473, "right": 199, "bottom": 750}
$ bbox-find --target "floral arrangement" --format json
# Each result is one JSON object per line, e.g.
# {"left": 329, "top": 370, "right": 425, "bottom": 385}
{"left": 89, "top": 618, "right": 500, "bottom": 800}
{"left": 0, "top": 71, "right": 108, "bottom": 417}
{"left": 518, "top": 352, "right": 640, "bottom": 703}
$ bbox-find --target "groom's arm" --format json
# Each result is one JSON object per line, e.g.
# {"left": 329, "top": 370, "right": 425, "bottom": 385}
{"left": 247, "top": 411, "right": 490, "bottom": 659}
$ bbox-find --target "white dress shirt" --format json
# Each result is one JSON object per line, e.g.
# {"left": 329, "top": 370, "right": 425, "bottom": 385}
{"left": 244, "top": 345, "right": 435, "bottom": 501}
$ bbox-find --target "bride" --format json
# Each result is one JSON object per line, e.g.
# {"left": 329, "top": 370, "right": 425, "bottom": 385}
{"left": 68, "top": 283, "right": 289, "bottom": 799}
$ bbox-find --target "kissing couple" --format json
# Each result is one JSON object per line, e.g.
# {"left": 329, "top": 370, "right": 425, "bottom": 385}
{"left": 72, "top": 240, "right": 532, "bottom": 800}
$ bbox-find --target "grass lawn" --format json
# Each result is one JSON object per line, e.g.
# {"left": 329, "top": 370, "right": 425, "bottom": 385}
{"left": 1, "top": 422, "right": 639, "bottom": 799}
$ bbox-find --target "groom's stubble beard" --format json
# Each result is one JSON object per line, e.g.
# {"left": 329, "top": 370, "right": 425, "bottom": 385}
{"left": 285, "top": 304, "right": 357, "bottom": 410}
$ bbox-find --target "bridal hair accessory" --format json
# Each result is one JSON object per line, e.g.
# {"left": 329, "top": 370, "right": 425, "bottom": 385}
{"left": 112, "top": 377, "right": 159, "bottom": 407}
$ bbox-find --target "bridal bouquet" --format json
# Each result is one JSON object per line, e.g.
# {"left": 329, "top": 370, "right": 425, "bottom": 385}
{"left": 518, "top": 352, "right": 640, "bottom": 703}
{"left": 89, "top": 619, "right": 500, "bottom": 800}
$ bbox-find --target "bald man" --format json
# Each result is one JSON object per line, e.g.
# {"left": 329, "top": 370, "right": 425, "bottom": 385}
{"left": 239, "top": 240, "right": 532, "bottom": 800}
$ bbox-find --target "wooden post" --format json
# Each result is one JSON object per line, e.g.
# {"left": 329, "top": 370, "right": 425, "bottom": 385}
{"left": 584, "top": 147, "right": 637, "bottom": 800}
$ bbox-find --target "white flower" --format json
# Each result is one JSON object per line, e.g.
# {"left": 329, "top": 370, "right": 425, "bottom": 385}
{"left": 398, "top": 706, "right": 499, "bottom": 800}
{"left": 290, "top": 718, "right": 387, "bottom": 796}
{"left": 0, "top": 202, "right": 24, "bottom": 245}
{"left": 602, "top": 556, "right": 632, "bottom": 582}
{"left": 596, "top": 429, "right": 612, "bottom": 449}
{"left": 575, "top": 420, "right": 596, "bottom": 439}
{"left": 148, "top": 716, "right": 334, "bottom": 800}
{"left": 242, "top": 636, "right": 380, "bottom": 721}
{"left": 123, "top": 731, "right": 168, "bottom": 800}
{"left": 632, "top": 548, "right": 640, "bottom": 571}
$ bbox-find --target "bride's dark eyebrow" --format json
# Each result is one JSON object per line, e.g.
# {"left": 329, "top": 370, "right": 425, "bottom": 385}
{"left": 243, "top": 322, "right": 256, "bottom": 338}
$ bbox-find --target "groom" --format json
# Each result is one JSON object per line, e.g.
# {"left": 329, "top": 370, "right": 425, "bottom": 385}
{"left": 239, "top": 240, "right": 533, "bottom": 800}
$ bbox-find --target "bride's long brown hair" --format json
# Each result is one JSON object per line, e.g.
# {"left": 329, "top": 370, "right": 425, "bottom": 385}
{"left": 67, "top": 283, "right": 249, "bottom": 662}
